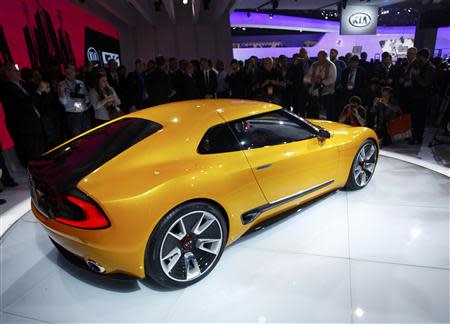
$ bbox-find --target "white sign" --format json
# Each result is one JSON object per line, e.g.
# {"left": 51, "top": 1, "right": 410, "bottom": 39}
{"left": 102, "top": 51, "right": 121, "bottom": 66}
{"left": 340, "top": 5, "right": 378, "bottom": 35}
{"left": 349, "top": 13, "right": 371, "bottom": 27}
{"left": 87, "top": 47, "right": 99, "bottom": 61}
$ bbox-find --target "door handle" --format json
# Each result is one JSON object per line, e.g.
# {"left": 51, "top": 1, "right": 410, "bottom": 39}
{"left": 256, "top": 163, "right": 272, "bottom": 170}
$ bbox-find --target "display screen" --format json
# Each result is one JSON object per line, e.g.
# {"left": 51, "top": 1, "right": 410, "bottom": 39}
{"left": 84, "top": 27, "right": 121, "bottom": 68}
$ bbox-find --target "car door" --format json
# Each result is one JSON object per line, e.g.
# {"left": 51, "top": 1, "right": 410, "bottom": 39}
{"left": 228, "top": 109, "right": 339, "bottom": 204}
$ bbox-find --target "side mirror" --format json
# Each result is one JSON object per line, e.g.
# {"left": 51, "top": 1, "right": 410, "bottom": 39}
{"left": 317, "top": 129, "right": 331, "bottom": 140}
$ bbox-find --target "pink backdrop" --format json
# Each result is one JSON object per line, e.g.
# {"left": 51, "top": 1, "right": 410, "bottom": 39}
{"left": 0, "top": 0, "right": 119, "bottom": 150}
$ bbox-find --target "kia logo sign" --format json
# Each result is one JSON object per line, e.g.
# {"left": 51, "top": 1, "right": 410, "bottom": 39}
{"left": 87, "top": 47, "right": 99, "bottom": 61}
{"left": 349, "top": 13, "right": 371, "bottom": 27}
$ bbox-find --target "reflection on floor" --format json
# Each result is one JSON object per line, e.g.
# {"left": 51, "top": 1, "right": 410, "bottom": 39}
{"left": 0, "top": 169, "right": 30, "bottom": 215}
{"left": 1, "top": 156, "right": 449, "bottom": 323}
{"left": 383, "top": 127, "right": 450, "bottom": 168}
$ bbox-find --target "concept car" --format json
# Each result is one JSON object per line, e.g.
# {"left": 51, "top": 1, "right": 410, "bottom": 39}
{"left": 29, "top": 99, "right": 379, "bottom": 288}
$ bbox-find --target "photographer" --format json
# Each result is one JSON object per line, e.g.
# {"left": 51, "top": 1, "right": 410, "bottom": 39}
{"left": 339, "top": 96, "right": 366, "bottom": 127}
{"left": 368, "top": 86, "right": 401, "bottom": 145}
{"left": 58, "top": 65, "right": 91, "bottom": 137}
{"left": 89, "top": 73, "right": 122, "bottom": 126}
{"left": 304, "top": 50, "right": 337, "bottom": 120}
{"left": 409, "top": 48, "right": 436, "bottom": 145}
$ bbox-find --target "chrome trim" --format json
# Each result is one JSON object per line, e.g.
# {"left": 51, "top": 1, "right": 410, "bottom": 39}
{"left": 241, "top": 180, "right": 334, "bottom": 225}
{"left": 85, "top": 260, "right": 106, "bottom": 273}
{"left": 269, "top": 180, "right": 334, "bottom": 205}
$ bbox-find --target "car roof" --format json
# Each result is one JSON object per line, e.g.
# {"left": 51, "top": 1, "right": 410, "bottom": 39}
{"left": 129, "top": 99, "right": 281, "bottom": 127}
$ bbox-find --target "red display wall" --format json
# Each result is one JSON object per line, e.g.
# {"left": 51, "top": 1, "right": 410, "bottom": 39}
{"left": 0, "top": 0, "right": 119, "bottom": 150}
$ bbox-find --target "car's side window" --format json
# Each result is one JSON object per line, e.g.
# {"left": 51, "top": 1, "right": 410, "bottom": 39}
{"left": 198, "top": 123, "right": 241, "bottom": 154}
{"left": 229, "top": 110, "right": 316, "bottom": 150}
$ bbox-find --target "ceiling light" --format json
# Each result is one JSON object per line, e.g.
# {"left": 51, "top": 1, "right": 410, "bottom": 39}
{"left": 182, "top": 0, "right": 188, "bottom": 4}
{"left": 242, "top": 27, "right": 246, "bottom": 30}
{"left": 269, "top": 13, "right": 273, "bottom": 19}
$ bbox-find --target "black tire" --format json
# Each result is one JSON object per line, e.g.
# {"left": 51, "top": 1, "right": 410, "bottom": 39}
{"left": 345, "top": 139, "right": 378, "bottom": 190}
{"left": 144, "top": 201, "right": 228, "bottom": 288}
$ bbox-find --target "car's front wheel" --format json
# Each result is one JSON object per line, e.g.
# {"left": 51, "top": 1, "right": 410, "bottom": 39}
{"left": 145, "top": 202, "right": 227, "bottom": 288}
{"left": 345, "top": 139, "right": 378, "bottom": 190}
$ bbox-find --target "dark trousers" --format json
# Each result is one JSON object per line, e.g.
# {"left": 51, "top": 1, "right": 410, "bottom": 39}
{"left": 293, "top": 88, "right": 308, "bottom": 117}
{"left": 66, "top": 110, "right": 92, "bottom": 138}
{"left": 0, "top": 152, "right": 14, "bottom": 183}
{"left": 411, "top": 98, "right": 428, "bottom": 142}
{"left": 308, "top": 94, "right": 336, "bottom": 121}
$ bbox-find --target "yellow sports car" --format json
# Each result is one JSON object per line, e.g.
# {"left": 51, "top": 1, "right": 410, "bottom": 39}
{"left": 29, "top": 99, "right": 378, "bottom": 288}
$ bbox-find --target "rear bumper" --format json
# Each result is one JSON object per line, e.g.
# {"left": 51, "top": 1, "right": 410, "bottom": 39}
{"left": 32, "top": 202, "right": 146, "bottom": 278}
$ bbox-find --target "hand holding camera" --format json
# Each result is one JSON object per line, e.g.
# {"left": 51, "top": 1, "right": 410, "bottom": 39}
{"left": 38, "top": 81, "right": 50, "bottom": 94}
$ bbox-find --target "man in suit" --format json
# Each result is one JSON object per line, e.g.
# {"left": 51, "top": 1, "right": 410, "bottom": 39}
{"left": 342, "top": 55, "right": 367, "bottom": 113}
{"left": 398, "top": 47, "right": 417, "bottom": 113}
{"left": 106, "top": 59, "right": 120, "bottom": 94}
{"left": 409, "top": 48, "right": 436, "bottom": 145}
{"left": 127, "top": 58, "right": 148, "bottom": 111}
{"left": 375, "top": 52, "right": 398, "bottom": 88}
{"left": 197, "top": 58, "right": 217, "bottom": 98}
{"left": 180, "top": 62, "right": 200, "bottom": 100}
{"left": 145, "top": 56, "right": 173, "bottom": 107}
{"left": 168, "top": 57, "right": 183, "bottom": 101}
{"left": 226, "top": 59, "right": 247, "bottom": 99}
{"left": 0, "top": 64, "right": 46, "bottom": 166}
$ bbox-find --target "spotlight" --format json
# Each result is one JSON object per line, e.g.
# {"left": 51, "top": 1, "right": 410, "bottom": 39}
{"left": 182, "top": 0, "right": 188, "bottom": 4}
{"left": 247, "top": 11, "right": 251, "bottom": 18}
{"left": 269, "top": 13, "right": 273, "bottom": 19}
{"left": 242, "top": 27, "right": 246, "bottom": 30}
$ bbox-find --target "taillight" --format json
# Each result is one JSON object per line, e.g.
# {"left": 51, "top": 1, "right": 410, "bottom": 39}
{"left": 54, "top": 195, "right": 110, "bottom": 229}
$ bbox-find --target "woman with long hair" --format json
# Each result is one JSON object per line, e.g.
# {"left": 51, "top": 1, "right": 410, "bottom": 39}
{"left": 88, "top": 72, "right": 122, "bottom": 125}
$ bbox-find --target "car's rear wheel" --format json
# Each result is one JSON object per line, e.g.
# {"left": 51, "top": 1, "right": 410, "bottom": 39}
{"left": 145, "top": 202, "right": 227, "bottom": 288}
{"left": 345, "top": 139, "right": 378, "bottom": 190}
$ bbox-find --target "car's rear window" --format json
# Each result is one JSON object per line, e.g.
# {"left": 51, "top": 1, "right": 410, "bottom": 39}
{"left": 29, "top": 118, "right": 162, "bottom": 191}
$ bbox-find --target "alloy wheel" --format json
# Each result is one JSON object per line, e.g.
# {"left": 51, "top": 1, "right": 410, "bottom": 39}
{"left": 159, "top": 210, "right": 223, "bottom": 282}
{"left": 353, "top": 142, "right": 377, "bottom": 187}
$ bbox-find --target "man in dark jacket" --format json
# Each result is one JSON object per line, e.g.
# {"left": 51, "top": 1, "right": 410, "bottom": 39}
{"left": 0, "top": 64, "right": 46, "bottom": 166}
{"left": 226, "top": 59, "right": 247, "bottom": 99}
{"left": 342, "top": 55, "right": 367, "bottom": 112}
{"left": 126, "top": 58, "right": 148, "bottom": 111}
{"left": 180, "top": 62, "right": 200, "bottom": 100}
{"left": 145, "top": 56, "right": 173, "bottom": 107}
{"left": 196, "top": 58, "right": 217, "bottom": 98}
{"left": 409, "top": 48, "right": 436, "bottom": 144}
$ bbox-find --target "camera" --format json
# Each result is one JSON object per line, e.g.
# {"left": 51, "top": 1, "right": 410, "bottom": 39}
{"left": 70, "top": 84, "right": 85, "bottom": 99}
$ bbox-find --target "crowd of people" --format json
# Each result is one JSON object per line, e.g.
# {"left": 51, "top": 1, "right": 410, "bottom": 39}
{"left": 0, "top": 46, "right": 449, "bottom": 204}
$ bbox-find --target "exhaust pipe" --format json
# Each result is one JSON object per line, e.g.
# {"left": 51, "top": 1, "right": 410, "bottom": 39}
{"left": 85, "top": 259, "right": 106, "bottom": 273}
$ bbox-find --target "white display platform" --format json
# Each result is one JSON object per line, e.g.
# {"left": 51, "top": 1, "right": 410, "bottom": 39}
{"left": 1, "top": 156, "right": 449, "bottom": 323}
